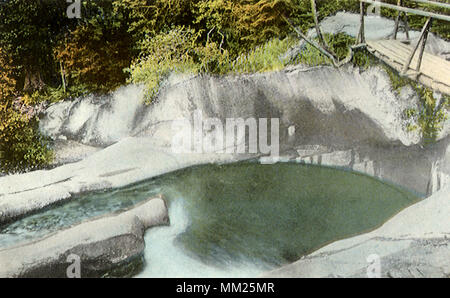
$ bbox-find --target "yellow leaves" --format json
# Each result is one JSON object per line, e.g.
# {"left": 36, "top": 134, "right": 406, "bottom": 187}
{"left": 0, "top": 47, "right": 52, "bottom": 172}
{"left": 0, "top": 47, "right": 17, "bottom": 100}
{"left": 54, "top": 21, "right": 131, "bottom": 93}
{"left": 194, "top": 0, "right": 235, "bottom": 28}
{"left": 231, "top": 0, "right": 294, "bottom": 48}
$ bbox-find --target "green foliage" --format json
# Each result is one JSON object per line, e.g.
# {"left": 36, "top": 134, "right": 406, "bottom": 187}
{"left": 55, "top": 2, "right": 132, "bottom": 94}
{"left": 129, "top": 29, "right": 298, "bottom": 102}
{"left": 416, "top": 87, "right": 448, "bottom": 144}
{"left": 313, "top": 0, "right": 360, "bottom": 20}
{"left": 383, "top": 65, "right": 411, "bottom": 92}
{"left": 0, "top": 114, "right": 53, "bottom": 173}
{"left": 380, "top": 0, "right": 450, "bottom": 40}
{"left": 195, "top": 40, "right": 232, "bottom": 74}
{"left": 193, "top": 0, "right": 237, "bottom": 52}
{"left": 0, "top": 0, "right": 71, "bottom": 92}
{"left": 113, "top": 0, "right": 196, "bottom": 45}
{"left": 128, "top": 27, "right": 201, "bottom": 102}
{"left": 232, "top": 0, "right": 301, "bottom": 49}
{"left": 404, "top": 108, "right": 418, "bottom": 119}
{"left": 29, "top": 85, "right": 91, "bottom": 104}
{"left": 388, "top": 67, "right": 448, "bottom": 144}
{"left": 230, "top": 37, "right": 297, "bottom": 73}
{"left": 291, "top": 33, "right": 376, "bottom": 68}
{"left": 0, "top": 47, "right": 53, "bottom": 173}
{"left": 0, "top": 48, "right": 16, "bottom": 100}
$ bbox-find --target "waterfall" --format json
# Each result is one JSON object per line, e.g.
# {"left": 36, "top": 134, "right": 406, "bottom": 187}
{"left": 135, "top": 199, "right": 270, "bottom": 278}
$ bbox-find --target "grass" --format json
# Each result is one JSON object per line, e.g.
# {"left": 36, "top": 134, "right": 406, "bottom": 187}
{"left": 228, "top": 37, "right": 298, "bottom": 73}
{"left": 288, "top": 33, "right": 377, "bottom": 69}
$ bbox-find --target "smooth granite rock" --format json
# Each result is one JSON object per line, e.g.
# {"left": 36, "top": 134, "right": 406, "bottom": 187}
{"left": 0, "top": 197, "right": 169, "bottom": 278}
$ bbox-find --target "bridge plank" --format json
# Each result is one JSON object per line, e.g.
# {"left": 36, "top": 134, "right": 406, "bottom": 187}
{"left": 367, "top": 39, "right": 450, "bottom": 93}
{"left": 372, "top": 41, "right": 450, "bottom": 79}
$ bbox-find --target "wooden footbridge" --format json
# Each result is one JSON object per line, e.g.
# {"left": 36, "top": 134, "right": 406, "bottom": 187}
{"left": 359, "top": 0, "right": 450, "bottom": 95}
{"left": 285, "top": 0, "right": 450, "bottom": 95}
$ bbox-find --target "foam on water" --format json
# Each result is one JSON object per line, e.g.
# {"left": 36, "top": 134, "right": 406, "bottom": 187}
{"left": 136, "top": 199, "right": 270, "bottom": 278}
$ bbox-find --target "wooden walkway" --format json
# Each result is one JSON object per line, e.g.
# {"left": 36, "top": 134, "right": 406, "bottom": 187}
{"left": 366, "top": 39, "right": 450, "bottom": 95}
{"left": 285, "top": 1, "right": 450, "bottom": 94}
{"left": 358, "top": 0, "right": 450, "bottom": 95}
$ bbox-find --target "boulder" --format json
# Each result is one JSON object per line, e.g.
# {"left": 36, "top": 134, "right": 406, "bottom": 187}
{"left": 0, "top": 197, "right": 169, "bottom": 278}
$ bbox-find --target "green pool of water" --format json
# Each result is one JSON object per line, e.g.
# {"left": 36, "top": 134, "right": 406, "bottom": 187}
{"left": 0, "top": 162, "right": 420, "bottom": 277}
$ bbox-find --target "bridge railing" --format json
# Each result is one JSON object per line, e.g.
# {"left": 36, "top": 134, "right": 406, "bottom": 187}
{"left": 358, "top": 0, "right": 450, "bottom": 75}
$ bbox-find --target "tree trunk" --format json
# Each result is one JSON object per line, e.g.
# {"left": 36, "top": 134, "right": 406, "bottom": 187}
{"left": 23, "top": 69, "right": 45, "bottom": 92}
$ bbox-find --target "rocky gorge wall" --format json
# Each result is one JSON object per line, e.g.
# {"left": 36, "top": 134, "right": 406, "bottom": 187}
{"left": 39, "top": 64, "right": 450, "bottom": 197}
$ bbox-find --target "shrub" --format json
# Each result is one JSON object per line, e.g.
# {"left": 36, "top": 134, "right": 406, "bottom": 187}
{"left": 0, "top": 111, "right": 53, "bottom": 173}
{"left": 230, "top": 37, "right": 297, "bottom": 73}
{"left": 291, "top": 33, "right": 376, "bottom": 68}
{"left": 129, "top": 28, "right": 300, "bottom": 102}
{"left": 55, "top": 19, "right": 132, "bottom": 94}
{"left": 416, "top": 87, "right": 448, "bottom": 144}
{"left": 0, "top": 48, "right": 53, "bottom": 173}
{"left": 128, "top": 27, "right": 201, "bottom": 102}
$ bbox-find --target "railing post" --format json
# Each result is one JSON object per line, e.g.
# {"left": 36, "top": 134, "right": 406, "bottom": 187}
{"left": 311, "top": 0, "right": 327, "bottom": 49}
{"left": 403, "top": 12, "right": 410, "bottom": 41}
{"left": 393, "top": 0, "right": 402, "bottom": 39}
{"left": 401, "top": 17, "right": 432, "bottom": 75}
{"left": 416, "top": 18, "right": 432, "bottom": 71}
{"left": 393, "top": 0, "right": 410, "bottom": 41}
{"left": 358, "top": 1, "right": 366, "bottom": 44}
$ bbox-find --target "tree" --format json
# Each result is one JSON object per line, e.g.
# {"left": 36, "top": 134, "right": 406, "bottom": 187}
{"left": 232, "top": 0, "right": 302, "bottom": 49}
{"left": 0, "top": 0, "right": 71, "bottom": 92}
{"left": 55, "top": 2, "right": 132, "bottom": 93}
{"left": 0, "top": 48, "right": 52, "bottom": 172}
{"left": 113, "top": 0, "right": 197, "bottom": 46}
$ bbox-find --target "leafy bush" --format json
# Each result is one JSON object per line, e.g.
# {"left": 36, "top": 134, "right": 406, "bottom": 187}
{"left": 416, "top": 87, "right": 449, "bottom": 144}
{"left": 0, "top": 112, "right": 53, "bottom": 173}
{"left": 291, "top": 33, "right": 376, "bottom": 68}
{"left": 0, "top": 48, "right": 16, "bottom": 100}
{"left": 129, "top": 29, "right": 300, "bottom": 102}
{"left": 387, "top": 64, "right": 448, "bottom": 144}
{"left": 230, "top": 37, "right": 297, "bottom": 73}
{"left": 29, "top": 85, "right": 91, "bottom": 104}
{"left": 55, "top": 7, "right": 132, "bottom": 94}
{"left": 128, "top": 27, "right": 201, "bottom": 102}
{"left": 0, "top": 48, "right": 53, "bottom": 173}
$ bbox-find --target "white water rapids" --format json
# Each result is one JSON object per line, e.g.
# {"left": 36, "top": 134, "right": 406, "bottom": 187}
{"left": 136, "top": 199, "right": 271, "bottom": 278}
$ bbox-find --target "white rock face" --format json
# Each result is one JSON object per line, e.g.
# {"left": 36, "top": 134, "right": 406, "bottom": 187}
{"left": 1, "top": 63, "right": 447, "bottom": 222}
{"left": 40, "top": 85, "right": 146, "bottom": 146}
{"left": 40, "top": 66, "right": 424, "bottom": 148}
